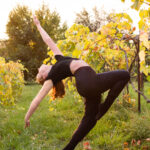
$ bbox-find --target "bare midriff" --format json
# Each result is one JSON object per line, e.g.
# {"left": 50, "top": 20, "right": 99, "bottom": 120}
{"left": 70, "top": 60, "right": 90, "bottom": 75}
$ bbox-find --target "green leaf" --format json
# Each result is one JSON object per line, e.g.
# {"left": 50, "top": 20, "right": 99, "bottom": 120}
{"left": 147, "top": 76, "right": 150, "bottom": 82}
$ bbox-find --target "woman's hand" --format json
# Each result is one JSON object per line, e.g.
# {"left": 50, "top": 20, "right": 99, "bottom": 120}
{"left": 24, "top": 119, "right": 30, "bottom": 128}
{"left": 33, "top": 15, "right": 40, "bottom": 26}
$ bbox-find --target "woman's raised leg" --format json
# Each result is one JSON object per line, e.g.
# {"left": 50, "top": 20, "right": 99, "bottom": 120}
{"left": 96, "top": 70, "right": 130, "bottom": 120}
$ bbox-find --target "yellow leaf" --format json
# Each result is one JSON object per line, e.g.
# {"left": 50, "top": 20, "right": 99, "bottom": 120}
{"left": 51, "top": 59, "right": 56, "bottom": 64}
{"left": 143, "top": 41, "right": 150, "bottom": 49}
{"left": 140, "top": 31, "right": 150, "bottom": 49}
{"left": 131, "top": 0, "right": 141, "bottom": 10}
{"left": 139, "top": 10, "right": 149, "bottom": 18}
{"left": 138, "top": 20, "right": 144, "bottom": 29}
{"left": 43, "top": 57, "right": 50, "bottom": 64}
{"left": 128, "top": 98, "right": 131, "bottom": 103}
{"left": 140, "top": 64, "right": 149, "bottom": 76}
{"left": 47, "top": 50, "right": 54, "bottom": 57}
{"left": 140, "top": 31, "right": 148, "bottom": 42}
{"left": 139, "top": 50, "right": 145, "bottom": 62}
{"left": 28, "top": 40, "right": 36, "bottom": 48}
{"left": 49, "top": 107, "right": 54, "bottom": 111}
{"left": 72, "top": 49, "right": 81, "bottom": 57}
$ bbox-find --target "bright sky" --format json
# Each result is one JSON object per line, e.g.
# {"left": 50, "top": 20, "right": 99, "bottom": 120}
{"left": 0, "top": 0, "right": 148, "bottom": 39}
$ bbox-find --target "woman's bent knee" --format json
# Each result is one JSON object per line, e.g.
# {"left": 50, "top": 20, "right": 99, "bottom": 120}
{"left": 125, "top": 70, "right": 130, "bottom": 81}
{"left": 120, "top": 70, "right": 130, "bottom": 81}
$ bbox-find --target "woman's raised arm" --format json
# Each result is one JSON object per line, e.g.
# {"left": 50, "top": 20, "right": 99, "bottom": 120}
{"left": 24, "top": 80, "right": 53, "bottom": 128}
{"left": 33, "top": 15, "right": 63, "bottom": 56}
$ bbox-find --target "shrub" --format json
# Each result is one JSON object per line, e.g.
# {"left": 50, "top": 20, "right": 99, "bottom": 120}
{"left": 0, "top": 57, "right": 25, "bottom": 106}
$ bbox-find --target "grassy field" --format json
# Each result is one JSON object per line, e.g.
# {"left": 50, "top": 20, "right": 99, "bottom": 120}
{"left": 0, "top": 82, "right": 150, "bottom": 150}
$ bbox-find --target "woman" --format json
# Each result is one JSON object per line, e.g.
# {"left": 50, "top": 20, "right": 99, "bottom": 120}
{"left": 24, "top": 16, "right": 130, "bottom": 150}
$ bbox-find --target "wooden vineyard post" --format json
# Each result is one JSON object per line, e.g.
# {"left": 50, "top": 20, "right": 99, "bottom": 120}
{"left": 137, "top": 36, "right": 141, "bottom": 113}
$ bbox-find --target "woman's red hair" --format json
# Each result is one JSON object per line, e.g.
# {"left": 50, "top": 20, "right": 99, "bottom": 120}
{"left": 36, "top": 75, "right": 65, "bottom": 100}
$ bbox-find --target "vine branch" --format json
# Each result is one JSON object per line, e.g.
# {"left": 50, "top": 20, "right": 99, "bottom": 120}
{"left": 119, "top": 46, "right": 129, "bottom": 71}
{"left": 120, "top": 35, "right": 150, "bottom": 103}
{"left": 129, "top": 80, "right": 150, "bottom": 103}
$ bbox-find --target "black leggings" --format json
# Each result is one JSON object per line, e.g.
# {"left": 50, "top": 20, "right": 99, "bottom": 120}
{"left": 63, "top": 66, "right": 130, "bottom": 150}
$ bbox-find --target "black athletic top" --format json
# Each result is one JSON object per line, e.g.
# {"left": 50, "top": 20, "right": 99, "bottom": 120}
{"left": 45, "top": 55, "right": 79, "bottom": 85}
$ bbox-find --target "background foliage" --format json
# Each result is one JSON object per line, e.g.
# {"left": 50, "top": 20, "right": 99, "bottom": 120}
{"left": 0, "top": 57, "right": 25, "bottom": 106}
{"left": 44, "top": 12, "right": 136, "bottom": 101}
{"left": 5, "top": 4, "right": 67, "bottom": 80}
{"left": 44, "top": 4, "right": 150, "bottom": 103}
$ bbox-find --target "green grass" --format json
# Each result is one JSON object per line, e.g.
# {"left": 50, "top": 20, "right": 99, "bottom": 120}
{"left": 0, "top": 82, "right": 150, "bottom": 150}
